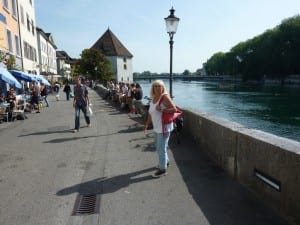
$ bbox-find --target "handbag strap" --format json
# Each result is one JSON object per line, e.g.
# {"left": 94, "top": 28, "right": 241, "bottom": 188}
{"left": 158, "top": 94, "right": 167, "bottom": 106}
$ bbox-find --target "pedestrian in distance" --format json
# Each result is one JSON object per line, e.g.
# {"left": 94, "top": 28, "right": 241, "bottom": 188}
{"left": 63, "top": 82, "right": 71, "bottom": 101}
{"left": 144, "top": 80, "right": 177, "bottom": 178}
{"left": 54, "top": 82, "right": 60, "bottom": 101}
{"left": 72, "top": 77, "right": 91, "bottom": 133}
{"left": 40, "top": 83, "right": 49, "bottom": 107}
{"left": 30, "top": 80, "right": 41, "bottom": 113}
{"left": 133, "top": 83, "right": 143, "bottom": 114}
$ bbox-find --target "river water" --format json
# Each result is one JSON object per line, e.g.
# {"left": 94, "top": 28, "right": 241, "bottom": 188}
{"left": 137, "top": 79, "right": 300, "bottom": 142}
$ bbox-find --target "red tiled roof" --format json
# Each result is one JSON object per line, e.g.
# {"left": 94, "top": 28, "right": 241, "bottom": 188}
{"left": 90, "top": 28, "right": 133, "bottom": 57}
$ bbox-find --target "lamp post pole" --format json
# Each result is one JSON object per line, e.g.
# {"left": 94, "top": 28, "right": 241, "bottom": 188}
{"left": 165, "top": 7, "right": 179, "bottom": 99}
{"left": 169, "top": 33, "right": 174, "bottom": 98}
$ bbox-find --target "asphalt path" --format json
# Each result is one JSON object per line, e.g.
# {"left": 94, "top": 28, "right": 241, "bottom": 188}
{"left": 0, "top": 87, "right": 290, "bottom": 225}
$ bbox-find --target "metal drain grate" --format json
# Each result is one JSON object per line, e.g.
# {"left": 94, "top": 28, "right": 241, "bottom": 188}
{"left": 72, "top": 194, "right": 100, "bottom": 216}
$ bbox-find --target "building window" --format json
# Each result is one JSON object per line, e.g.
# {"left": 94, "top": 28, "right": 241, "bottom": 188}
{"left": 24, "top": 41, "right": 36, "bottom": 61}
{"left": 11, "top": 0, "right": 17, "bottom": 18}
{"left": 123, "top": 57, "right": 127, "bottom": 62}
{"left": 6, "top": 29, "right": 13, "bottom": 52}
{"left": 33, "top": 48, "right": 37, "bottom": 61}
{"left": 24, "top": 41, "right": 28, "bottom": 58}
{"left": 31, "top": 19, "right": 35, "bottom": 35}
{"left": 29, "top": 46, "right": 33, "bottom": 60}
{"left": 20, "top": 5, "right": 24, "bottom": 24}
{"left": 15, "top": 35, "right": 20, "bottom": 56}
{"left": 26, "top": 14, "right": 30, "bottom": 31}
{"left": 3, "top": 0, "right": 9, "bottom": 10}
{"left": 123, "top": 64, "right": 127, "bottom": 70}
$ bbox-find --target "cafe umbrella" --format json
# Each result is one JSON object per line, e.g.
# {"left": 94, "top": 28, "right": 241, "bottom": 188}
{"left": 34, "top": 74, "right": 51, "bottom": 86}
{"left": 0, "top": 67, "right": 22, "bottom": 89}
{"left": 9, "top": 70, "right": 38, "bottom": 82}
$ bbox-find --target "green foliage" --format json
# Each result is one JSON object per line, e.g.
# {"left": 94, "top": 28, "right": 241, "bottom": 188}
{"left": 205, "top": 51, "right": 234, "bottom": 75}
{"left": 71, "top": 61, "right": 81, "bottom": 78}
{"left": 6, "top": 55, "right": 16, "bottom": 70}
{"left": 0, "top": 52, "right": 17, "bottom": 70}
{"left": 204, "top": 15, "right": 300, "bottom": 80}
{"left": 78, "top": 49, "right": 114, "bottom": 82}
{"left": 182, "top": 69, "right": 191, "bottom": 76}
{"left": 195, "top": 68, "right": 202, "bottom": 76}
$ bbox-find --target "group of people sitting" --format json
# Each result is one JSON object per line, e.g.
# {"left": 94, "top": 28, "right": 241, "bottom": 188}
{"left": 2, "top": 87, "right": 17, "bottom": 110}
{"left": 28, "top": 80, "right": 50, "bottom": 113}
{"left": 0, "top": 87, "right": 27, "bottom": 122}
{"left": 103, "top": 80, "right": 144, "bottom": 114}
{"left": 0, "top": 80, "right": 50, "bottom": 121}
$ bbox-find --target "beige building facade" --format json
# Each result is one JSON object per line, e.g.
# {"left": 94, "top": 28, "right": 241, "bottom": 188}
{"left": 17, "top": 0, "right": 38, "bottom": 74}
{"left": 0, "top": 0, "right": 22, "bottom": 69}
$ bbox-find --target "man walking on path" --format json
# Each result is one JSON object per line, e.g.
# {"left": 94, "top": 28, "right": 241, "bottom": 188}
{"left": 40, "top": 83, "right": 49, "bottom": 107}
{"left": 72, "top": 76, "right": 91, "bottom": 133}
{"left": 63, "top": 82, "right": 71, "bottom": 101}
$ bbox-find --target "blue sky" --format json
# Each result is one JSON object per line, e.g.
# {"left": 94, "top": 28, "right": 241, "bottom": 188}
{"left": 35, "top": 0, "right": 300, "bottom": 73}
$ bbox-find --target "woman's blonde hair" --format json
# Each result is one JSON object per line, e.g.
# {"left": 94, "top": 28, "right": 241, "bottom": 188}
{"left": 150, "top": 80, "right": 168, "bottom": 99}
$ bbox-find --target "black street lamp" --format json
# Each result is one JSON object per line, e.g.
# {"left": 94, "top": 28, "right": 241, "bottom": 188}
{"left": 165, "top": 7, "right": 180, "bottom": 98}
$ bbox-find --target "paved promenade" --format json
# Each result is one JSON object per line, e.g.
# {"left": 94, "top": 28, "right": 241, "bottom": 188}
{"left": 0, "top": 87, "right": 290, "bottom": 225}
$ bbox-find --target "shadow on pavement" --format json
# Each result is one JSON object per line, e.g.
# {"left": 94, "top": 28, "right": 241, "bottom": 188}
{"left": 18, "top": 129, "right": 71, "bottom": 137}
{"left": 170, "top": 137, "right": 289, "bottom": 225}
{"left": 56, "top": 167, "right": 157, "bottom": 196}
{"left": 118, "top": 123, "right": 142, "bottom": 133}
{"left": 44, "top": 133, "right": 118, "bottom": 143}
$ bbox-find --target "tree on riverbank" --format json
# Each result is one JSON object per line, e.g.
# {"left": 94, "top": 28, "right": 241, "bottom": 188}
{"left": 204, "top": 15, "right": 300, "bottom": 81}
{"left": 77, "top": 49, "right": 114, "bottom": 82}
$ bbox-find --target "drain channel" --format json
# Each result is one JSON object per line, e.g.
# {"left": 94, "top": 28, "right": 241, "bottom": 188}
{"left": 72, "top": 194, "right": 100, "bottom": 216}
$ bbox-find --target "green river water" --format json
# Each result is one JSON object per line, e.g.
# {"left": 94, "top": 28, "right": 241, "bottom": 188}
{"left": 137, "top": 79, "right": 300, "bottom": 142}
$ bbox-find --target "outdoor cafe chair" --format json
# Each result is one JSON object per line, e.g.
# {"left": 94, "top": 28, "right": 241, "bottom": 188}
{"left": 0, "top": 105, "right": 9, "bottom": 122}
{"left": 12, "top": 100, "right": 27, "bottom": 120}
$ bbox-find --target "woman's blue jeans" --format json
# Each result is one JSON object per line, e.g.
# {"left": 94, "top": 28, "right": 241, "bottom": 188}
{"left": 74, "top": 105, "right": 90, "bottom": 130}
{"left": 154, "top": 132, "right": 170, "bottom": 170}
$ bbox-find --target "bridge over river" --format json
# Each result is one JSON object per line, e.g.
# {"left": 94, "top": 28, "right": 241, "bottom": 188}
{"left": 134, "top": 74, "right": 241, "bottom": 82}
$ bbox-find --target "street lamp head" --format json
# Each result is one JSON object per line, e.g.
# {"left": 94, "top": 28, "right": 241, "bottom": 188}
{"left": 165, "top": 7, "right": 180, "bottom": 35}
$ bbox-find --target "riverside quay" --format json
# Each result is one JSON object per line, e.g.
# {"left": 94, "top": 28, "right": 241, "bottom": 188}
{"left": 0, "top": 85, "right": 298, "bottom": 225}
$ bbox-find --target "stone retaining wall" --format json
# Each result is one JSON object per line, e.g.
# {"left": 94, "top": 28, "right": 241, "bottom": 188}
{"left": 182, "top": 109, "right": 300, "bottom": 225}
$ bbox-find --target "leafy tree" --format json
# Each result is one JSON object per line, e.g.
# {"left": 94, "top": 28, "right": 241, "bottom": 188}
{"left": 205, "top": 52, "right": 226, "bottom": 75}
{"left": 79, "top": 49, "right": 114, "bottom": 82}
{"left": 71, "top": 60, "right": 81, "bottom": 78}
{"left": 141, "top": 71, "right": 152, "bottom": 76}
{"left": 0, "top": 52, "right": 17, "bottom": 70}
{"left": 195, "top": 68, "right": 202, "bottom": 76}
{"left": 182, "top": 69, "right": 191, "bottom": 76}
{"left": 204, "top": 15, "right": 300, "bottom": 81}
{"left": 6, "top": 55, "right": 16, "bottom": 70}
